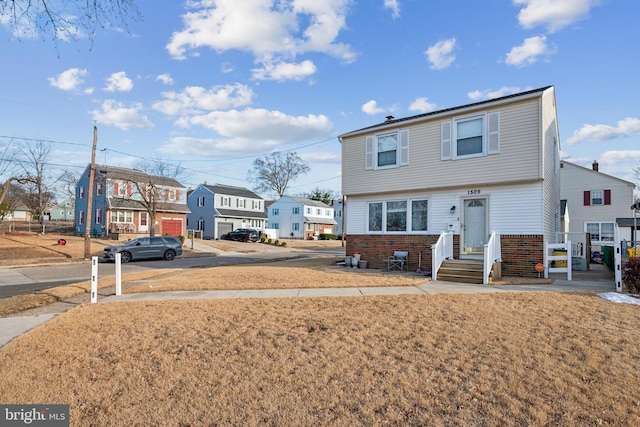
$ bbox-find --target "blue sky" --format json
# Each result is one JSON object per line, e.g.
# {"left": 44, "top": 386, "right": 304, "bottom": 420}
{"left": 1, "top": 0, "right": 639, "bottom": 199}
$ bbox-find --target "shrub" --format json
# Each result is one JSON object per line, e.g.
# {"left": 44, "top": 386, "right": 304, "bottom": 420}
{"left": 622, "top": 257, "right": 640, "bottom": 293}
{"left": 177, "top": 235, "right": 186, "bottom": 244}
{"left": 268, "top": 238, "right": 272, "bottom": 244}
{"left": 260, "top": 235, "right": 267, "bottom": 243}
{"left": 281, "top": 241, "right": 287, "bottom": 247}
{"left": 319, "top": 233, "right": 338, "bottom": 240}
{"left": 274, "top": 239, "right": 280, "bottom": 245}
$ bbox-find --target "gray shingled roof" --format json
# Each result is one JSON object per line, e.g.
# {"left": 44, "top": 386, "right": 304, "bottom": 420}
{"left": 95, "top": 164, "right": 186, "bottom": 188}
{"left": 287, "top": 195, "right": 332, "bottom": 208}
{"left": 108, "top": 197, "right": 190, "bottom": 213}
{"left": 203, "top": 184, "right": 262, "bottom": 199}
{"left": 216, "top": 208, "right": 268, "bottom": 219}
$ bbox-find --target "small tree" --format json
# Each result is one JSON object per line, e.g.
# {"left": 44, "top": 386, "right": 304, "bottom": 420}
{"left": 303, "top": 187, "right": 340, "bottom": 205}
{"left": 247, "top": 152, "right": 310, "bottom": 197}
{"left": 17, "top": 140, "right": 56, "bottom": 223}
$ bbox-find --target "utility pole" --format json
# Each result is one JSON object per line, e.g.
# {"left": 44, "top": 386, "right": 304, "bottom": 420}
{"left": 84, "top": 126, "right": 98, "bottom": 259}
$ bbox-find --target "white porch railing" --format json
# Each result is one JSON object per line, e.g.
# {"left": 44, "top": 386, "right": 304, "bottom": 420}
{"left": 431, "top": 231, "right": 453, "bottom": 281}
{"left": 483, "top": 231, "right": 502, "bottom": 285}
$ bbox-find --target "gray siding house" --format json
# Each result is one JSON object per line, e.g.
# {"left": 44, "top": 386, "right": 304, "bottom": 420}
{"left": 187, "top": 184, "right": 267, "bottom": 239}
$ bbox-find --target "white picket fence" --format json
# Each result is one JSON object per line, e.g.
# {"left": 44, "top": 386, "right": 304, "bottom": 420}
{"left": 544, "top": 241, "right": 572, "bottom": 281}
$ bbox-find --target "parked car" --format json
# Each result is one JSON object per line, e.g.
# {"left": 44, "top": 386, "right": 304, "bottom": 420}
{"left": 224, "top": 228, "right": 259, "bottom": 242}
{"left": 103, "top": 236, "right": 183, "bottom": 262}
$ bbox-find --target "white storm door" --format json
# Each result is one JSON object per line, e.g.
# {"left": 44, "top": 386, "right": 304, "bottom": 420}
{"left": 463, "top": 199, "right": 487, "bottom": 254}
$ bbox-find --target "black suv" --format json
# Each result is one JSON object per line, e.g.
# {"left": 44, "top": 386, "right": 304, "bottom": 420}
{"left": 225, "top": 228, "right": 259, "bottom": 242}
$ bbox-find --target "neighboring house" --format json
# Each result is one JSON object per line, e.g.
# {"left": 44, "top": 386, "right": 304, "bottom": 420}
{"left": 332, "top": 199, "right": 345, "bottom": 237}
{"left": 186, "top": 184, "right": 267, "bottom": 240}
{"left": 339, "top": 86, "right": 561, "bottom": 277}
{"left": 268, "top": 196, "right": 336, "bottom": 239}
{"left": 3, "top": 203, "right": 32, "bottom": 222}
{"left": 75, "top": 164, "right": 190, "bottom": 237}
{"left": 50, "top": 198, "right": 75, "bottom": 221}
{"left": 560, "top": 160, "right": 635, "bottom": 248}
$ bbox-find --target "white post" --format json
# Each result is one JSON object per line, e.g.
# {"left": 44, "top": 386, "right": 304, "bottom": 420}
{"left": 115, "top": 252, "right": 122, "bottom": 296}
{"left": 91, "top": 256, "right": 98, "bottom": 303}
{"left": 615, "top": 244, "right": 623, "bottom": 292}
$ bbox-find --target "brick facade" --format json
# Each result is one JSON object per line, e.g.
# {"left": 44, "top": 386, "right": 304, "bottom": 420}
{"left": 346, "top": 234, "right": 544, "bottom": 278}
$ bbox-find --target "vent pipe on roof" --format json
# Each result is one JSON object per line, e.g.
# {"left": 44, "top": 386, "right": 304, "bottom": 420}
{"left": 592, "top": 161, "right": 599, "bottom": 172}
{"left": 385, "top": 115, "right": 394, "bottom": 122}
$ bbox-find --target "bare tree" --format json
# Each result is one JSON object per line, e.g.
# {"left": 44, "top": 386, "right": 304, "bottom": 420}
{"left": 0, "top": 143, "right": 19, "bottom": 209}
{"left": 17, "top": 140, "right": 55, "bottom": 222}
{"left": 1, "top": 0, "right": 141, "bottom": 44}
{"left": 0, "top": 182, "right": 27, "bottom": 221}
{"left": 247, "top": 152, "right": 310, "bottom": 197}
{"left": 58, "top": 168, "right": 81, "bottom": 200}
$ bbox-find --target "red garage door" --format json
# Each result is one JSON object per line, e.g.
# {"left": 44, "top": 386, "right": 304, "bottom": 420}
{"left": 161, "top": 219, "right": 183, "bottom": 236}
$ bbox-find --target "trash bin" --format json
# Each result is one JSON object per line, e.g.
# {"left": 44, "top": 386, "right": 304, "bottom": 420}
{"left": 553, "top": 250, "right": 567, "bottom": 268}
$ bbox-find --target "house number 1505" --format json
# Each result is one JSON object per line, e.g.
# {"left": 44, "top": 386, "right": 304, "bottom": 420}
{"left": 467, "top": 189, "right": 481, "bottom": 195}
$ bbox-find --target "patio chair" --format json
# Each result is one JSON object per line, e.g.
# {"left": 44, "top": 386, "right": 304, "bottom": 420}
{"left": 387, "top": 251, "right": 408, "bottom": 271}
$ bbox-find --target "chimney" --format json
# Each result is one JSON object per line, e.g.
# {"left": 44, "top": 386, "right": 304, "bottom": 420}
{"left": 592, "top": 161, "right": 599, "bottom": 172}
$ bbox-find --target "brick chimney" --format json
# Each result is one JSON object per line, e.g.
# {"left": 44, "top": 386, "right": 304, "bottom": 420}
{"left": 592, "top": 161, "right": 599, "bottom": 172}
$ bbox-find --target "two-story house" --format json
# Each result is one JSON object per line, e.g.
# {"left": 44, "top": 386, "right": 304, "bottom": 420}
{"left": 560, "top": 160, "right": 635, "bottom": 249}
{"left": 49, "top": 198, "right": 75, "bottom": 221}
{"left": 339, "top": 86, "right": 561, "bottom": 277}
{"left": 75, "top": 164, "right": 190, "bottom": 237}
{"left": 187, "top": 184, "right": 267, "bottom": 239}
{"left": 268, "top": 196, "right": 336, "bottom": 239}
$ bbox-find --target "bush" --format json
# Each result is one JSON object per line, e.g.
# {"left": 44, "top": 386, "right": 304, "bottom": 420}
{"left": 319, "top": 233, "right": 338, "bottom": 240}
{"left": 623, "top": 257, "right": 640, "bottom": 293}
{"left": 267, "top": 238, "right": 272, "bottom": 244}
{"left": 260, "top": 235, "right": 267, "bottom": 243}
{"left": 281, "top": 241, "right": 287, "bottom": 247}
{"left": 274, "top": 239, "right": 280, "bottom": 245}
{"left": 177, "top": 235, "right": 186, "bottom": 244}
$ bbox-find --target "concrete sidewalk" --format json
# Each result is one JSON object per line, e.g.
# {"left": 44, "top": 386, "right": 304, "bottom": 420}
{"left": 0, "top": 264, "right": 617, "bottom": 349}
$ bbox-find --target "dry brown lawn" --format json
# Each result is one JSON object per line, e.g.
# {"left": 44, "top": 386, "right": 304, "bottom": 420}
{"left": 1, "top": 292, "right": 639, "bottom": 426}
{"left": 0, "top": 232, "right": 110, "bottom": 265}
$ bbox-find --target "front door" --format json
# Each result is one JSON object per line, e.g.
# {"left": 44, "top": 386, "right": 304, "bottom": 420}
{"left": 462, "top": 198, "right": 487, "bottom": 256}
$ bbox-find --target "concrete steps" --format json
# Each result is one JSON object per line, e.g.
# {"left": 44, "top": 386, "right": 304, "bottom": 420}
{"left": 437, "top": 259, "right": 484, "bottom": 284}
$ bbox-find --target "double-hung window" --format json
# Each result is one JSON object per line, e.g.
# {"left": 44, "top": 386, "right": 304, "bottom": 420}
{"left": 365, "top": 130, "right": 409, "bottom": 170}
{"left": 272, "top": 208, "right": 279, "bottom": 215}
{"left": 292, "top": 207, "right": 300, "bottom": 215}
{"left": 442, "top": 112, "right": 499, "bottom": 160}
{"left": 197, "top": 196, "right": 205, "bottom": 207}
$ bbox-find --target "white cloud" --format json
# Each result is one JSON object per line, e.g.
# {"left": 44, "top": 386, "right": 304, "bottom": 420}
{"left": 599, "top": 150, "right": 640, "bottom": 165}
{"left": 166, "top": 0, "right": 356, "bottom": 72}
{"left": 514, "top": 0, "right": 596, "bottom": 33}
{"left": 252, "top": 60, "right": 317, "bottom": 81}
{"left": 48, "top": 68, "right": 88, "bottom": 91}
{"left": 104, "top": 71, "right": 133, "bottom": 92}
{"left": 91, "top": 100, "right": 154, "bottom": 130}
{"left": 152, "top": 84, "right": 255, "bottom": 116}
{"left": 467, "top": 86, "right": 527, "bottom": 101}
{"left": 221, "top": 62, "right": 235, "bottom": 73}
{"left": 159, "top": 109, "right": 332, "bottom": 156}
{"left": 567, "top": 117, "right": 640, "bottom": 145}
{"left": 361, "top": 100, "right": 387, "bottom": 115}
{"left": 504, "top": 36, "right": 556, "bottom": 67}
{"left": 175, "top": 108, "right": 332, "bottom": 142}
{"left": 156, "top": 73, "right": 174, "bottom": 85}
{"left": 425, "top": 38, "right": 456, "bottom": 70}
{"left": 384, "top": 0, "right": 400, "bottom": 18}
{"left": 409, "top": 97, "right": 436, "bottom": 113}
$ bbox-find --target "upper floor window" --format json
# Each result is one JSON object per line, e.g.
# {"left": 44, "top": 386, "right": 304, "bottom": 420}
{"left": 197, "top": 196, "right": 205, "bottom": 207}
{"left": 316, "top": 208, "right": 321, "bottom": 215}
{"left": 292, "top": 207, "right": 300, "bottom": 215}
{"left": 584, "top": 190, "right": 611, "bottom": 206}
{"left": 365, "top": 130, "right": 409, "bottom": 170}
{"left": 237, "top": 199, "right": 245, "bottom": 208}
{"left": 96, "top": 183, "right": 102, "bottom": 196}
{"left": 442, "top": 112, "right": 499, "bottom": 160}
{"left": 79, "top": 186, "right": 85, "bottom": 199}
{"left": 272, "top": 208, "right": 279, "bottom": 215}
{"left": 221, "top": 197, "right": 229, "bottom": 206}
{"left": 306, "top": 207, "right": 312, "bottom": 214}
{"left": 252, "top": 200, "right": 261, "bottom": 209}
{"left": 325, "top": 209, "right": 331, "bottom": 216}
